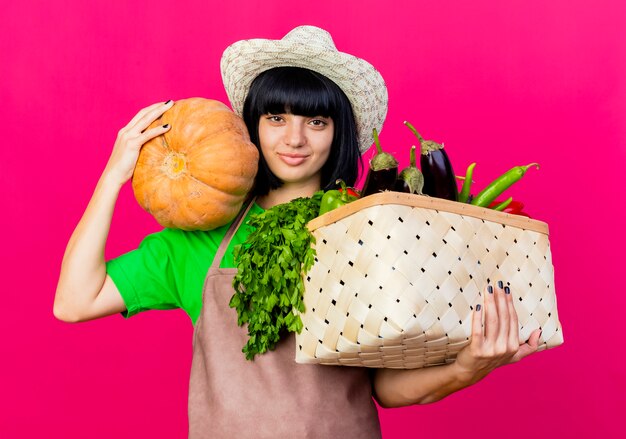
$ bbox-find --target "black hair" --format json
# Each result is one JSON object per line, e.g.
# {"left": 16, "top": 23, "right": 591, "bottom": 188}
{"left": 242, "top": 66, "right": 362, "bottom": 196}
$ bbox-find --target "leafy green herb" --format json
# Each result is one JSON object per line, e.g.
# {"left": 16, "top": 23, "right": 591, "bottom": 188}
{"left": 230, "top": 192, "right": 323, "bottom": 360}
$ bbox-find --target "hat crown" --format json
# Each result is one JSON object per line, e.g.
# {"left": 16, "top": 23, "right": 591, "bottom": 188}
{"left": 282, "top": 25, "right": 337, "bottom": 51}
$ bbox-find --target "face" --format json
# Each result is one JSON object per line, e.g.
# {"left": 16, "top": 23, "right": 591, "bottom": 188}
{"left": 258, "top": 112, "right": 334, "bottom": 190}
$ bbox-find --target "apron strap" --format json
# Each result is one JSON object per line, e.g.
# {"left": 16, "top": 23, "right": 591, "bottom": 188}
{"left": 211, "top": 197, "right": 257, "bottom": 269}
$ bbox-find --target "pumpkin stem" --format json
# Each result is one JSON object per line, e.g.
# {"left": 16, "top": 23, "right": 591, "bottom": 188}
{"left": 164, "top": 153, "right": 187, "bottom": 178}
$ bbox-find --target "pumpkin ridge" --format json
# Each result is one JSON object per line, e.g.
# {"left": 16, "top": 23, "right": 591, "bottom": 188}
{"left": 148, "top": 114, "right": 170, "bottom": 151}
{"left": 170, "top": 119, "right": 248, "bottom": 152}
{"left": 184, "top": 172, "right": 251, "bottom": 197}
{"left": 159, "top": 129, "right": 172, "bottom": 153}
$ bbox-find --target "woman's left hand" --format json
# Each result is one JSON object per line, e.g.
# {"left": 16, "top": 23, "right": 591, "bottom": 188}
{"left": 453, "top": 282, "right": 542, "bottom": 385}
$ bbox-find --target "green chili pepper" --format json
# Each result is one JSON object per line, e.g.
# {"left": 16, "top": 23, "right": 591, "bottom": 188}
{"left": 319, "top": 179, "right": 359, "bottom": 216}
{"left": 471, "top": 163, "right": 539, "bottom": 207}
{"left": 458, "top": 162, "right": 476, "bottom": 203}
{"left": 492, "top": 197, "right": 513, "bottom": 211}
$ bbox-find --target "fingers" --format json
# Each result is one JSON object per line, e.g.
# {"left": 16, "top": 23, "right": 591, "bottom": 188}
{"left": 132, "top": 99, "right": 174, "bottom": 133}
{"left": 468, "top": 282, "right": 540, "bottom": 369}
{"left": 505, "top": 284, "right": 521, "bottom": 350}
{"left": 470, "top": 301, "right": 484, "bottom": 348}
{"left": 528, "top": 328, "right": 542, "bottom": 349}
{"left": 125, "top": 101, "right": 166, "bottom": 130}
{"left": 104, "top": 101, "right": 173, "bottom": 185}
{"left": 483, "top": 283, "right": 498, "bottom": 340}
{"left": 494, "top": 281, "right": 511, "bottom": 343}
{"left": 122, "top": 100, "right": 174, "bottom": 135}
{"left": 510, "top": 329, "right": 542, "bottom": 363}
{"left": 137, "top": 123, "right": 171, "bottom": 145}
{"left": 482, "top": 281, "right": 517, "bottom": 353}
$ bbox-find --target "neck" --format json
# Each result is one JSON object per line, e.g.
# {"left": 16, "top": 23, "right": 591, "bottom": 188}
{"left": 257, "top": 180, "right": 322, "bottom": 209}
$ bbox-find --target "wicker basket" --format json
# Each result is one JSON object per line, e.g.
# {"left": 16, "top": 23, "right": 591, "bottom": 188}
{"left": 295, "top": 192, "right": 563, "bottom": 369}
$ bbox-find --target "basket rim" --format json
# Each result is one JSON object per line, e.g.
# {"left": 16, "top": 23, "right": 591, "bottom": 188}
{"left": 307, "top": 192, "right": 549, "bottom": 235}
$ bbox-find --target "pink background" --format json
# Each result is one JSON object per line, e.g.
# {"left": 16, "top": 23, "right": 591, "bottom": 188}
{"left": 2, "top": 0, "right": 624, "bottom": 437}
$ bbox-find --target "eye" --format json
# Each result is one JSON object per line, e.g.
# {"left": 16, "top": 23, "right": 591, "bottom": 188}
{"left": 265, "top": 114, "right": 284, "bottom": 123}
{"left": 309, "top": 118, "right": 329, "bottom": 127}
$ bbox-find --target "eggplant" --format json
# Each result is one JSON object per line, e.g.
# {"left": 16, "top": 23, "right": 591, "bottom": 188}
{"left": 361, "top": 128, "right": 399, "bottom": 196}
{"left": 394, "top": 145, "right": 424, "bottom": 194}
{"left": 404, "top": 121, "right": 458, "bottom": 201}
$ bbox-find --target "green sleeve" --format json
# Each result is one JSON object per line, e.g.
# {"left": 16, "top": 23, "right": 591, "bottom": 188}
{"left": 105, "top": 202, "right": 265, "bottom": 323}
{"left": 106, "top": 231, "right": 183, "bottom": 319}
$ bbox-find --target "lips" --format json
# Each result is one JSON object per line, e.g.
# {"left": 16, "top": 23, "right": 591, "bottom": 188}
{"left": 278, "top": 152, "right": 309, "bottom": 166}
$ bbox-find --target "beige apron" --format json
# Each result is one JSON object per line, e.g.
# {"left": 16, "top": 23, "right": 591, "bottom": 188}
{"left": 188, "top": 201, "right": 381, "bottom": 438}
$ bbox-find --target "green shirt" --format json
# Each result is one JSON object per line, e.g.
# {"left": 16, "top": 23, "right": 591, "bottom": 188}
{"left": 106, "top": 204, "right": 264, "bottom": 325}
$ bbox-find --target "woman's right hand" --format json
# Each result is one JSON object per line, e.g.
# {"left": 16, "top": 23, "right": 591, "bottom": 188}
{"left": 103, "top": 100, "right": 174, "bottom": 185}
{"left": 452, "top": 282, "right": 541, "bottom": 385}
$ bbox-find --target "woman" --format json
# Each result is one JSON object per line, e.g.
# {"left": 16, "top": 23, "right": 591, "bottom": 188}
{"left": 54, "top": 26, "right": 541, "bottom": 438}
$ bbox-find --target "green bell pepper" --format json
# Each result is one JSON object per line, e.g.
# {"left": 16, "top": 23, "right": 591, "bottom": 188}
{"left": 318, "top": 179, "right": 359, "bottom": 216}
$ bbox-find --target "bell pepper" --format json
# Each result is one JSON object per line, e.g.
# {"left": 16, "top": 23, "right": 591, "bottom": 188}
{"left": 319, "top": 179, "right": 359, "bottom": 216}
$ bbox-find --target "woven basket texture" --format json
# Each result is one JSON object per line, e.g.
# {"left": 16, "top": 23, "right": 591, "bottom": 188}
{"left": 295, "top": 192, "right": 563, "bottom": 369}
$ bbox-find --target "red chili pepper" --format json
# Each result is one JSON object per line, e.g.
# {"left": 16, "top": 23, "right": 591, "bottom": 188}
{"left": 489, "top": 199, "right": 524, "bottom": 213}
{"left": 340, "top": 187, "right": 360, "bottom": 198}
{"left": 488, "top": 199, "right": 531, "bottom": 218}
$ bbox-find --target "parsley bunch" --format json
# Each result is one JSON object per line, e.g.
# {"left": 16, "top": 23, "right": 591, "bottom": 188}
{"left": 230, "top": 192, "right": 323, "bottom": 360}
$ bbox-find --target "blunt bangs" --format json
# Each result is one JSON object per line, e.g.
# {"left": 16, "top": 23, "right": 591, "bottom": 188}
{"left": 251, "top": 68, "right": 341, "bottom": 119}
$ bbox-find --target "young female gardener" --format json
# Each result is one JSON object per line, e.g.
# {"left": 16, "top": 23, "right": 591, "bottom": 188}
{"left": 54, "top": 26, "right": 541, "bottom": 438}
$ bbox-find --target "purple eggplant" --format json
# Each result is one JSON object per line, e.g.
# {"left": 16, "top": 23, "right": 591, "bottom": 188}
{"left": 361, "top": 128, "right": 399, "bottom": 196}
{"left": 394, "top": 145, "right": 424, "bottom": 194}
{"left": 404, "top": 121, "right": 458, "bottom": 201}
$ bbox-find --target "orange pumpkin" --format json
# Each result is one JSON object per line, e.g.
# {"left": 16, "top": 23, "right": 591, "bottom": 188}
{"left": 132, "top": 98, "right": 259, "bottom": 231}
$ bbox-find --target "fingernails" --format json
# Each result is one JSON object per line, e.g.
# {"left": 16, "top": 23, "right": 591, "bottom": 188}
{"left": 163, "top": 124, "right": 170, "bottom": 128}
{"left": 476, "top": 304, "right": 482, "bottom": 311}
{"left": 165, "top": 100, "right": 172, "bottom": 105}
{"left": 498, "top": 280, "right": 503, "bottom": 289}
{"left": 504, "top": 286, "right": 511, "bottom": 294}
{"left": 488, "top": 285, "right": 493, "bottom": 294}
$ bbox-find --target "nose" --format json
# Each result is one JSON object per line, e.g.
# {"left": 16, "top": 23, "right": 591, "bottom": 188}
{"left": 284, "top": 119, "right": 306, "bottom": 148}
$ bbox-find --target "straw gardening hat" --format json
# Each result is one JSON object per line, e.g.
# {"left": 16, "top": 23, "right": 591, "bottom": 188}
{"left": 220, "top": 25, "right": 388, "bottom": 153}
